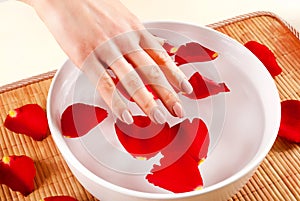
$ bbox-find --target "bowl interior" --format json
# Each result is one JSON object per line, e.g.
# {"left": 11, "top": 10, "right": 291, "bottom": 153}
{"left": 47, "top": 22, "right": 280, "bottom": 195}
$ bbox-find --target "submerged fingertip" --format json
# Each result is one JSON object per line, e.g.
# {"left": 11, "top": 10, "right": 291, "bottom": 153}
{"left": 173, "top": 102, "right": 185, "bottom": 118}
{"left": 181, "top": 79, "right": 193, "bottom": 94}
{"left": 149, "top": 106, "right": 166, "bottom": 124}
{"left": 121, "top": 110, "right": 134, "bottom": 124}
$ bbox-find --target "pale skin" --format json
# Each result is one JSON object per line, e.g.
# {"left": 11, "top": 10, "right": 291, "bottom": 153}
{"left": 18, "top": 0, "right": 193, "bottom": 124}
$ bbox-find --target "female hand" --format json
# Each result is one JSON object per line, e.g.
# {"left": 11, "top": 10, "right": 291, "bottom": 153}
{"left": 19, "top": 0, "right": 193, "bottom": 124}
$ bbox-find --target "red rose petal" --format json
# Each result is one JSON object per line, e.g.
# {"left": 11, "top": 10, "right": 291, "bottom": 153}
{"left": 146, "top": 153, "right": 203, "bottom": 193}
{"left": 175, "top": 42, "right": 218, "bottom": 65}
{"left": 146, "top": 118, "right": 209, "bottom": 193}
{"left": 43, "top": 195, "right": 78, "bottom": 201}
{"left": 244, "top": 41, "right": 282, "bottom": 77}
{"left": 0, "top": 155, "right": 36, "bottom": 196}
{"left": 115, "top": 116, "right": 179, "bottom": 159}
{"left": 60, "top": 103, "right": 108, "bottom": 138}
{"left": 180, "top": 118, "right": 210, "bottom": 163}
{"left": 4, "top": 104, "right": 49, "bottom": 141}
{"left": 162, "top": 42, "right": 177, "bottom": 56}
{"left": 278, "top": 100, "right": 300, "bottom": 143}
{"left": 184, "top": 72, "right": 230, "bottom": 100}
{"left": 159, "top": 118, "right": 210, "bottom": 165}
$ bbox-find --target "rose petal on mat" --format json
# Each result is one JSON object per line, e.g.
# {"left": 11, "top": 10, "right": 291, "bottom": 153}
{"left": 43, "top": 195, "right": 78, "bottom": 201}
{"left": 115, "top": 116, "right": 179, "bottom": 159}
{"left": 183, "top": 72, "right": 230, "bottom": 100}
{"left": 4, "top": 104, "right": 49, "bottom": 141}
{"left": 146, "top": 118, "right": 209, "bottom": 193}
{"left": 61, "top": 103, "right": 108, "bottom": 138}
{"left": 0, "top": 155, "right": 36, "bottom": 196}
{"left": 278, "top": 100, "right": 300, "bottom": 143}
{"left": 244, "top": 41, "right": 282, "bottom": 77}
{"left": 175, "top": 42, "right": 218, "bottom": 65}
{"left": 146, "top": 153, "right": 203, "bottom": 193}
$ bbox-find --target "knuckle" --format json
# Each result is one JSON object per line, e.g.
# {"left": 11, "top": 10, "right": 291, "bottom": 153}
{"left": 100, "top": 73, "right": 115, "bottom": 91}
{"left": 111, "top": 96, "right": 125, "bottom": 110}
{"left": 156, "top": 50, "right": 171, "bottom": 64}
{"left": 164, "top": 90, "right": 178, "bottom": 105}
{"left": 141, "top": 96, "right": 157, "bottom": 113}
{"left": 147, "top": 66, "right": 163, "bottom": 80}
{"left": 121, "top": 71, "right": 144, "bottom": 96}
{"left": 72, "top": 43, "right": 92, "bottom": 67}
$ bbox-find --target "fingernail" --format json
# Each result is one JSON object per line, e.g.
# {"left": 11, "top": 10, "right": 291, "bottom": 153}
{"left": 121, "top": 110, "right": 134, "bottom": 124}
{"left": 181, "top": 79, "right": 193, "bottom": 94}
{"left": 173, "top": 102, "right": 185, "bottom": 118}
{"left": 150, "top": 107, "right": 166, "bottom": 124}
{"left": 154, "top": 36, "right": 167, "bottom": 45}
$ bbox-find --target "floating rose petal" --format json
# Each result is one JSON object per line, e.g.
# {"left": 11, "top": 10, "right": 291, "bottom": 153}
{"left": 115, "top": 116, "right": 179, "bottom": 159}
{"left": 4, "top": 104, "right": 49, "bottom": 141}
{"left": 0, "top": 155, "right": 36, "bottom": 196}
{"left": 43, "top": 195, "right": 78, "bottom": 201}
{"left": 146, "top": 118, "right": 209, "bottom": 193}
{"left": 179, "top": 118, "right": 210, "bottom": 163}
{"left": 175, "top": 42, "right": 218, "bottom": 65}
{"left": 183, "top": 72, "right": 230, "bottom": 100}
{"left": 278, "top": 100, "right": 300, "bottom": 143}
{"left": 146, "top": 153, "right": 203, "bottom": 193}
{"left": 115, "top": 117, "right": 210, "bottom": 192}
{"left": 61, "top": 103, "right": 108, "bottom": 138}
{"left": 162, "top": 42, "right": 178, "bottom": 56}
{"left": 244, "top": 41, "right": 282, "bottom": 77}
{"left": 159, "top": 118, "right": 210, "bottom": 166}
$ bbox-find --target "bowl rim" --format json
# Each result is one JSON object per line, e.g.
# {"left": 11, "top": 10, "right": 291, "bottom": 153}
{"left": 47, "top": 20, "right": 281, "bottom": 199}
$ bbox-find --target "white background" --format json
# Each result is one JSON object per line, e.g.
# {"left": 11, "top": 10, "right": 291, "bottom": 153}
{"left": 0, "top": 0, "right": 299, "bottom": 86}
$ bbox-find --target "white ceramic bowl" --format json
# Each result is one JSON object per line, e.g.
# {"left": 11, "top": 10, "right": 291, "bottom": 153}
{"left": 47, "top": 22, "right": 281, "bottom": 201}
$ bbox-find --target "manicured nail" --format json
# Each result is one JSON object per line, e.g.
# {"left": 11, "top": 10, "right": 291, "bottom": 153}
{"left": 155, "top": 36, "right": 167, "bottom": 45}
{"left": 150, "top": 107, "right": 166, "bottom": 124}
{"left": 181, "top": 79, "right": 193, "bottom": 94}
{"left": 121, "top": 110, "right": 134, "bottom": 124}
{"left": 173, "top": 102, "right": 185, "bottom": 118}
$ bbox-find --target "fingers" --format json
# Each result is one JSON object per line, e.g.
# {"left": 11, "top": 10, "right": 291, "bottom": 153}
{"left": 147, "top": 48, "right": 193, "bottom": 94}
{"left": 82, "top": 30, "right": 192, "bottom": 124}
{"left": 141, "top": 33, "right": 193, "bottom": 94}
{"left": 109, "top": 57, "right": 167, "bottom": 124}
{"left": 124, "top": 50, "right": 185, "bottom": 118}
{"left": 81, "top": 53, "right": 133, "bottom": 124}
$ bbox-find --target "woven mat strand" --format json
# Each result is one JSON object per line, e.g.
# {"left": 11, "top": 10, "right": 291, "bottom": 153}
{"left": 0, "top": 12, "right": 299, "bottom": 201}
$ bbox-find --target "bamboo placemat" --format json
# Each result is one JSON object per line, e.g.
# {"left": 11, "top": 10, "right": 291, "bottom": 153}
{"left": 0, "top": 11, "right": 299, "bottom": 201}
